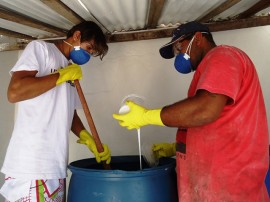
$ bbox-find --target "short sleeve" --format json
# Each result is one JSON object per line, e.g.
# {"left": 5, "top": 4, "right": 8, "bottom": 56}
{"left": 194, "top": 46, "right": 244, "bottom": 103}
{"left": 10, "top": 41, "right": 47, "bottom": 75}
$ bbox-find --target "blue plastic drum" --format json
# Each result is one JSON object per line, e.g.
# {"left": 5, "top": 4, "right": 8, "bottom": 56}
{"left": 67, "top": 156, "right": 178, "bottom": 202}
{"left": 266, "top": 167, "right": 270, "bottom": 196}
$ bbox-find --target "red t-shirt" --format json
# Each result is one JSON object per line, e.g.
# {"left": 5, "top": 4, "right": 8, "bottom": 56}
{"left": 176, "top": 45, "right": 269, "bottom": 201}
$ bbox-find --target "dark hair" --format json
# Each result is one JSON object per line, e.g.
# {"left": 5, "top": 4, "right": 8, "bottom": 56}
{"left": 67, "top": 21, "right": 108, "bottom": 60}
{"left": 202, "top": 32, "right": 215, "bottom": 43}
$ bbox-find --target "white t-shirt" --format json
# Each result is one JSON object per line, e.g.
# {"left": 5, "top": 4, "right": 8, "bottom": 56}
{"left": 1, "top": 40, "right": 80, "bottom": 180}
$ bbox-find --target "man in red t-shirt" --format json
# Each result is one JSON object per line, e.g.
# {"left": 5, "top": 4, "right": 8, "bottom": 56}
{"left": 113, "top": 21, "right": 269, "bottom": 201}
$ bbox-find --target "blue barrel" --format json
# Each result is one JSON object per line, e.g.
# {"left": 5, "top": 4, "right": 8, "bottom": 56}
{"left": 266, "top": 155, "right": 270, "bottom": 197}
{"left": 67, "top": 156, "right": 178, "bottom": 202}
{"left": 266, "top": 167, "right": 270, "bottom": 197}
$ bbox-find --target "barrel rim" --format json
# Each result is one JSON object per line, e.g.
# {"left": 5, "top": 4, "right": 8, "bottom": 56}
{"left": 68, "top": 155, "right": 176, "bottom": 178}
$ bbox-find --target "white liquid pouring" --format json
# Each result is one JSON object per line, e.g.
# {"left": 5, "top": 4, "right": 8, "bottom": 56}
{"left": 119, "top": 104, "right": 142, "bottom": 170}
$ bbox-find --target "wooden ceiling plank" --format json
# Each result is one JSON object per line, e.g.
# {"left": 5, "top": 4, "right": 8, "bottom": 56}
{"left": 235, "top": 0, "right": 270, "bottom": 19}
{"left": 198, "top": 0, "right": 241, "bottom": 22}
{"left": 108, "top": 16, "right": 270, "bottom": 43}
{"left": 107, "top": 28, "right": 174, "bottom": 43}
{"left": 147, "top": 0, "right": 166, "bottom": 29}
{"left": 0, "top": 27, "right": 36, "bottom": 40}
{"left": 0, "top": 6, "right": 67, "bottom": 36}
{"left": 40, "top": 0, "right": 84, "bottom": 24}
{"left": 207, "top": 15, "right": 270, "bottom": 31}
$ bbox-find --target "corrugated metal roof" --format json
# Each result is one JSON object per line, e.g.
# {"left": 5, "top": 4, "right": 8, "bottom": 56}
{"left": 67, "top": 0, "right": 149, "bottom": 32}
{"left": 0, "top": 0, "right": 74, "bottom": 29}
{"left": 0, "top": 0, "right": 270, "bottom": 51}
{"left": 159, "top": 0, "right": 228, "bottom": 24}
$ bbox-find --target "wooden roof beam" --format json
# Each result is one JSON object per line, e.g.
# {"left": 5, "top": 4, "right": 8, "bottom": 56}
{"left": 0, "top": 6, "right": 67, "bottom": 36}
{"left": 146, "top": 0, "right": 166, "bottom": 29}
{"left": 0, "top": 27, "right": 36, "bottom": 40}
{"left": 207, "top": 15, "right": 270, "bottom": 31}
{"left": 40, "top": 0, "right": 84, "bottom": 24}
{"left": 235, "top": 0, "right": 270, "bottom": 19}
{"left": 198, "top": 0, "right": 241, "bottom": 22}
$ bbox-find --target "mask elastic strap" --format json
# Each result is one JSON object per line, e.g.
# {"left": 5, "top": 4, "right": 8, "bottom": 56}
{"left": 64, "top": 40, "right": 84, "bottom": 52}
{"left": 186, "top": 32, "right": 209, "bottom": 55}
{"left": 185, "top": 36, "right": 195, "bottom": 56}
{"left": 184, "top": 36, "right": 195, "bottom": 72}
{"left": 63, "top": 40, "right": 73, "bottom": 47}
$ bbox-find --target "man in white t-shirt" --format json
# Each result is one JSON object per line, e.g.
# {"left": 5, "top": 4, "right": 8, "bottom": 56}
{"left": 0, "top": 21, "right": 111, "bottom": 202}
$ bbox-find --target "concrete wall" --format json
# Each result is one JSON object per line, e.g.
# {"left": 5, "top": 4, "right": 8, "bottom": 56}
{"left": 1, "top": 25, "right": 270, "bottom": 201}
{"left": 0, "top": 51, "right": 17, "bottom": 202}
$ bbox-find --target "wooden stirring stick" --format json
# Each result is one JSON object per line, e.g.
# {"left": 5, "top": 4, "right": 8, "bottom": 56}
{"left": 74, "top": 80, "right": 111, "bottom": 170}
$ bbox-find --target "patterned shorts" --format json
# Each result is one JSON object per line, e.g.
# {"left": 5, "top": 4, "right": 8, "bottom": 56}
{"left": 3, "top": 178, "right": 65, "bottom": 202}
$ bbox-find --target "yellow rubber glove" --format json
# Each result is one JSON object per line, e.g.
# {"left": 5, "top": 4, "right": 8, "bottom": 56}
{"left": 77, "top": 130, "right": 111, "bottom": 164}
{"left": 113, "top": 101, "right": 164, "bottom": 130}
{"left": 56, "top": 64, "right": 82, "bottom": 85}
{"left": 152, "top": 143, "right": 176, "bottom": 159}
